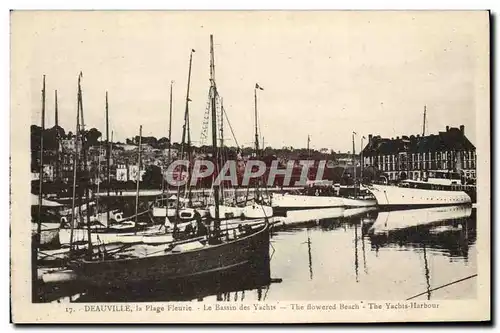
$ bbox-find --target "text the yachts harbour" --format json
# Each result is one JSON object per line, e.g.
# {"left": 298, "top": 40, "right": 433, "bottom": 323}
{"left": 16, "top": 10, "right": 489, "bottom": 325}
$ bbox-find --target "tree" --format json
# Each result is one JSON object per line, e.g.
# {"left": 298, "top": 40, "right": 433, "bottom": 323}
{"left": 85, "top": 128, "right": 102, "bottom": 146}
{"left": 158, "top": 137, "right": 170, "bottom": 149}
{"left": 31, "top": 125, "right": 42, "bottom": 151}
{"left": 140, "top": 136, "right": 158, "bottom": 148}
{"left": 142, "top": 165, "right": 163, "bottom": 188}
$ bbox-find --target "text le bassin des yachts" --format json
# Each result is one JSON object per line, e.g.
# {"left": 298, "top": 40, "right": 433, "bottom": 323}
{"left": 71, "top": 301, "right": 440, "bottom": 314}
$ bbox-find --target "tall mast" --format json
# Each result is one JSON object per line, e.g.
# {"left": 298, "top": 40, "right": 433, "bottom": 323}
{"left": 96, "top": 137, "right": 102, "bottom": 211}
{"left": 77, "top": 72, "right": 93, "bottom": 257}
{"left": 175, "top": 49, "right": 195, "bottom": 219}
{"left": 360, "top": 136, "right": 365, "bottom": 183}
{"left": 422, "top": 105, "right": 427, "bottom": 136}
{"left": 168, "top": 81, "right": 173, "bottom": 170}
{"left": 254, "top": 84, "right": 264, "bottom": 199}
{"left": 183, "top": 50, "right": 194, "bottom": 153}
{"left": 105, "top": 91, "right": 110, "bottom": 227}
{"left": 220, "top": 98, "right": 224, "bottom": 150}
{"left": 254, "top": 86, "right": 260, "bottom": 154}
{"left": 135, "top": 125, "right": 142, "bottom": 233}
{"left": 307, "top": 135, "right": 310, "bottom": 158}
{"left": 186, "top": 102, "right": 193, "bottom": 204}
{"left": 69, "top": 74, "right": 81, "bottom": 254}
{"left": 54, "top": 90, "right": 58, "bottom": 125}
{"left": 36, "top": 75, "right": 45, "bottom": 243}
{"left": 33, "top": 76, "right": 46, "bottom": 299}
{"left": 164, "top": 81, "right": 174, "bottom": 192}
{"left": 210, "top": 34, "right": 221, "bottom": 227}
{"left": 54, "top": 89, "right": 60, "bottom": 181}
{"left": 219, "top": 97, "right": 225, "bottom": 203}
{"left": 184, "top": 49, "right": 195, "bottom": 205}
{"left": 352, "top": 131, "right": 357, "bottom": 198}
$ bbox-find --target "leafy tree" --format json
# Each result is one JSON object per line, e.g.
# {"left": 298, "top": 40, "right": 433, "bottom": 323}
{"left": 142, "top": 165, "right": 163, "bottom": 188}
{"left": 85, "top": 128, "right": 102, "bottom": 146}
{"left": 158, "top": 137, "right": 170, "bottom": 149}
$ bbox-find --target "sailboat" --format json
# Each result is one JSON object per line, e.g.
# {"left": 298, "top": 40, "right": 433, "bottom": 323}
{"left": 151, "top": 81, "right": 180, "bottom": 222}
{"left": 68, "top": 36, "right": 271, "bottom": 288}
{"left": 340, "top": 132, "right": 377, "bottom": 207}
{"left": 58, "top": 76, "right": 149, "bottom": 247}
{"left": 32, "top": 76, "right": 62, "bottom": 251}
{"left": 175, "top": 49, "right": 210, "bottom": 221}
{"left": 241, "top": 83, "right": 274, "bottom": 219}
{"left": 270, "top": 137, "right": 346, "bottom": 215}
{"left": 205, "top": 46, "right": 243, "bottom": 220}
{"left": 272, "top": 190, "right": 345, "bottom": 214}
{"left": 152, "top": 50, "right": 210, "bottom": 225}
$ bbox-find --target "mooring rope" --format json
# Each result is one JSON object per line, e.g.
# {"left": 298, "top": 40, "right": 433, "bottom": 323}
{"left": 406, "top": 274, "right": 478, "bottom": 300}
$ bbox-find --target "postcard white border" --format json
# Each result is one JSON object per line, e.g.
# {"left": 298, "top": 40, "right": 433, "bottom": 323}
{"left": 6, "top": 5, "right": 494, "bottom": 327}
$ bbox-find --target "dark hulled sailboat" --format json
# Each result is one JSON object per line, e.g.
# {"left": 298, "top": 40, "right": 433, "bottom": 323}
{"left": 68, "top": 35, "right": 271, "bottom": 288}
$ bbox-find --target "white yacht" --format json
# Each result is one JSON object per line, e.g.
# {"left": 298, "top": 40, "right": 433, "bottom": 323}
{"left": 271, "top": 192, "right": 345, "bottom": 215}
{"left": 366, "top": 171, "right": 474, "bottom": 209}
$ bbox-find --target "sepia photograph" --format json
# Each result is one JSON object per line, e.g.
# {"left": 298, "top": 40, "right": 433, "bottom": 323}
{"left": 10, "top": 10, "right": 490, "bottom": 323}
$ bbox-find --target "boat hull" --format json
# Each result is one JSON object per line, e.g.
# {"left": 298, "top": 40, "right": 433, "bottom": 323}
{"left": 367, "top": 184, "right": 471, "bottom": 209}
{"left": 152, "top": 207, "right": 176, "bottom": 218}
{"left": 242, "top": 204, "right": 273, "bottom": 219}
{"left": 341, "top": 197, "right": 377, "bottom": 208}
{"left": 271, "top": 193, "right": 344, "bottom": 216}
{"left": 59, "top": 225, "right": 159, "bottom": 246}
{"left": 69, "top": 223, "right": 270, "bottom": 287}
{"left": 278, "top": 207, "right": 345, "bottom": 228}
{"left": 209, "top": 205, "right": 243, "bottom": 219}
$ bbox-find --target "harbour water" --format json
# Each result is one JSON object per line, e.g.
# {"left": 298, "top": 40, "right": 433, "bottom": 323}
{"left": 42, "top": 206, "right": 477, "bottom": 303}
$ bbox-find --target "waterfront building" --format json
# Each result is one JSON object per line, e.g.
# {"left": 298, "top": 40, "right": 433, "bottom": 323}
{"left": 361, "top": 125, "right": 476, "bottom": 182}
{"left": 115, "top": 164, "right": 145, "bottom": 182}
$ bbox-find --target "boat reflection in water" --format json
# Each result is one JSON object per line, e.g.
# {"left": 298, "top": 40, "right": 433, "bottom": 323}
{"left": 47, "top": 253, "right": 274, "bottom": 303}
{"left": 368, "top": 205, "right": 475, "bottom": 259}
{"left": 369, "top": 205, "right": 473, "bottom": 234}
{"left": 277, "top": 207, "right": 377, "bottom": 230}
{"left": 39, "top": 205, "right": 477, "bottom": 302}
{"left": 315, "top": 207, "right": 377, "bottom": 231}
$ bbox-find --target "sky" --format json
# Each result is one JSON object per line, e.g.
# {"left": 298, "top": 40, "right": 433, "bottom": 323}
{"left": 14, "top": 11, "right": 488, "bottom": 152}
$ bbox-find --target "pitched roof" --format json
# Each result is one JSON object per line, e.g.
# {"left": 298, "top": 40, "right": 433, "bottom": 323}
{"left": 362, "top": 127, "right": 475, "bottom": 156}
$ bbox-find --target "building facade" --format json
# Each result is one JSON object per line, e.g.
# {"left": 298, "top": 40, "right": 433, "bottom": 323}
{"left": 361, "top": 125, "right": 476, "bottom": 182}
{"left": 116, "top": 164, "right": 145, "bottom": 182}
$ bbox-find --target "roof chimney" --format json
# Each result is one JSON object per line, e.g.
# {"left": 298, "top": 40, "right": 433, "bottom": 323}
{"left": 368, "top": 134, "right": 373, "bottom": 143}
{"left": 446, "top": 126, "right": 450, "bottom": 132}
{"left": 460, "top": 125, "right": 465, "bottom": 135}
